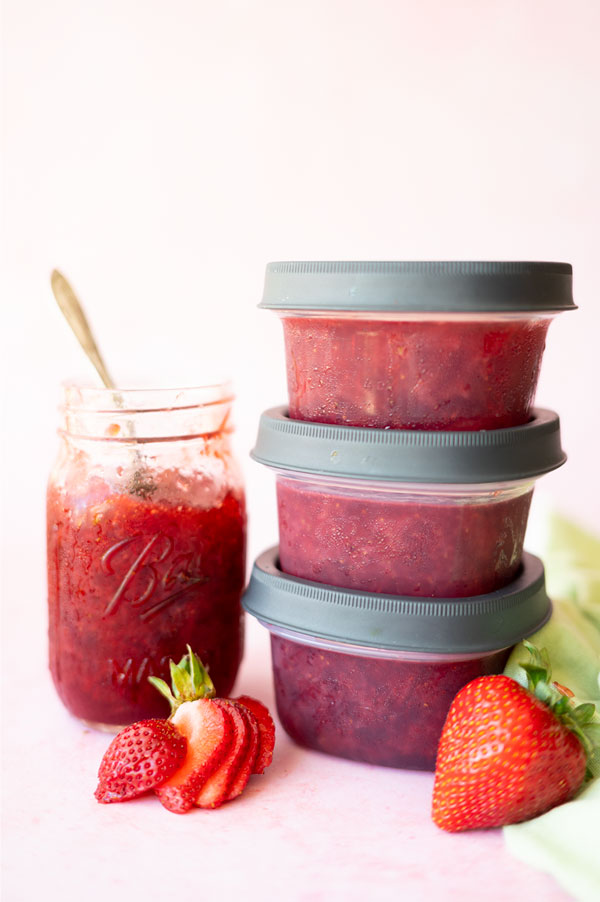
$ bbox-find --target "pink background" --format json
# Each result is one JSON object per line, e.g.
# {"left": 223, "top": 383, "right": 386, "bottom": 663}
{"left": 2, "top": 2, "right": 598, "bottom": 899}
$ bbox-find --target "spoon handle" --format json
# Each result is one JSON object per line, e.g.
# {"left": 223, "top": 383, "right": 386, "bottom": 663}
{"left": 50, "top": 269, "right": 115, "bottom": 390}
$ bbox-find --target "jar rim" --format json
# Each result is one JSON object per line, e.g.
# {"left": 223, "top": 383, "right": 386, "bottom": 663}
{"left": 59, "top": 381, "right": 235, "bottom": 441}
{"left": 61, "top": 381, "right": 234, "bottom": 414}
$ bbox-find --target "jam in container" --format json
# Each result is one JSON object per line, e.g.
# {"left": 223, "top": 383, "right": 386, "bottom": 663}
{"left": 47, "top": 384, "right": 246, "bottom": 728}
{"left": 260, "top": 261, "right": 575, "bottom": 430}
{"left": 243, "top": 548, "right": 552, "bottom": 771}
{"left": 251, "top": 407, "right": 566, "bottom": 598}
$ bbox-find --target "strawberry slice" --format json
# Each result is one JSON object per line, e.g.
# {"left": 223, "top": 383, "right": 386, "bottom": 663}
{"left": 235, "top": 695, "right": 275, "bottom": 773}
{"left": 95, "top": 718, "right": 187, "bottom": 803}
{"left": 155, "top": 699, "right": 233, "bottom": 814}
{"left": 195, "top": 701, "right": 249, "bottom": 809}
{"left": 225, "top": 703, "right": 260, "bottom": 801}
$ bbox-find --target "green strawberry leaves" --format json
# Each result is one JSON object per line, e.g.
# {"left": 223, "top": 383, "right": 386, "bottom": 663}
{"left": 519, "top": 641, "right": 599, "bottom": 780}
{"left": 573, "top": 703, "right": 597, "bottom": 724}
{"left": 149, "top": 645, "right": 216, "bottom": 715}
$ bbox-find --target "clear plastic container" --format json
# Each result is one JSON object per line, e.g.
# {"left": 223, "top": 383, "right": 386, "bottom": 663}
{"left": 276, "top": 472, "right": 532, "bottom": 597}
{"left": 243, "top": 547, "right": 551, "bottom": 771}
{"left": 253, "top": 406, "right": 565, "bottom": 598}
{"left": 280, "top": 312, "right": 553, "bottom": 429}
{"left": 260, "top": 261, "right": 575, "bottom": 430}
{"left": 269, "top": 627, "right": 511, "bottom": 770}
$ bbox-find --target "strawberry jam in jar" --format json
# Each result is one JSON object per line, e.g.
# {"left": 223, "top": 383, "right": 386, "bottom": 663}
{"left": 47, "top": 384, "right": 246, "bottom": 729}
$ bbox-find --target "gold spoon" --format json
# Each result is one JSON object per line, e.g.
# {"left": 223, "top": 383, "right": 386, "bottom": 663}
{"left": 50, "top": 270, "right": 155, "bottom": 497}
{"left": 50, "top": 269, "right": 115, "bottom": 390}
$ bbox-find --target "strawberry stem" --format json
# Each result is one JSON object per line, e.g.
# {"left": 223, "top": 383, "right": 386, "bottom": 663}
{"left": 519, "top": 641, "right": 599, "bottom": 780}
{"left": 148, "top": 646, "right": 216, "bottom": 715}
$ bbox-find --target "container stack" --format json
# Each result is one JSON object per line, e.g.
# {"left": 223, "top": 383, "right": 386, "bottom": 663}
{"left": 244, "top": 261, "right": 575, "bottom": 770}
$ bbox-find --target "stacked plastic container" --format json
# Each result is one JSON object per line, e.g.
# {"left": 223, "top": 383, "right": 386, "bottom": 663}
{"left": 244, "top": 261, "right": 575, "bottom": 770}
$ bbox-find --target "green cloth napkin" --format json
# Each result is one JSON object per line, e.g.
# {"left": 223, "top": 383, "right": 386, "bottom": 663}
{"left": 503, "top": 512, "right": 600, "bottom": 900}
{"left": 504, "top": 780, "right": 600, "bottom": 901}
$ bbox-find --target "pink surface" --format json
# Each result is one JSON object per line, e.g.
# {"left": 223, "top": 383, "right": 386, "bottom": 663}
{"left": 2, "top": 2, "right": 599, "bottom": 898}
{"left": 2, "top": 615, "right": 569, "bottom": 901}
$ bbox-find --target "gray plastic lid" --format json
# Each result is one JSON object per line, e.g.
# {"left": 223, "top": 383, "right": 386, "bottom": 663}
{"left": 251, "top": 407, "right": 566, "bottom": 484}
{"left": 260, "top": 261, "right": 575, "bottom": 313}
{"left": 243, "top": 547, "right": 552, "bottom": 654}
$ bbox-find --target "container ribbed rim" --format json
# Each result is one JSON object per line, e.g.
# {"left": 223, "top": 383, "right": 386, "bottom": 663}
{"left": 251, "top": 407, "right": 566, "bottom": 484}
{"left": 243, "top": 547, "right": 552, "bottom": 654}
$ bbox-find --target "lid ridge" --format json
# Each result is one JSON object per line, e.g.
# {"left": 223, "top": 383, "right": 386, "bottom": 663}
{"left": 252, "top": 406, "right": 566, "bottom": 484}
{"left": 261, "top": 261, "right": 575, "bottom": 312}
{"left": 244, "top": 548, "right": 552, "bottom": 654}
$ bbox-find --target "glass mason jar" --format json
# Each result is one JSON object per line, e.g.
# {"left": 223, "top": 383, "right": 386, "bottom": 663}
{"left": 47, "top": 383, "right": 247, "bottom": 729}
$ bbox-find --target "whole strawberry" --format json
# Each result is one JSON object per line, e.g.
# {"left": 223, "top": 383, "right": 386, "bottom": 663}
{"left": 432, "top": 643, "right": 598, "bottom": 832}
{"left": 95, "top": 719, "right": 187, "bottom": 803}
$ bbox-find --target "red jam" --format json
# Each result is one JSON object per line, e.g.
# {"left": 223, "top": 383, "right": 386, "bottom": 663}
{"left": 271, "top": 634, "right": 511, "bottom": 770}
{"left": 282, "top": 316, "right": 550, "bottom": 429}
{"left": 47, "top": 478, "right": 246, "bottom": 725}
{"left": 277, "top": 478, "right": 532, "bottom": 597}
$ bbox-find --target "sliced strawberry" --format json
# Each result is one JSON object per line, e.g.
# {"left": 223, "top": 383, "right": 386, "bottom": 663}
{"left": 155, "top": 699, "right": 232, "bottom": 814}
{"left": 235, "top": 695, "right": 275, "bottom": 773}
{"left": 195, "top": 701, "right": 249, "bottom": 809}
{"left": 95, "top": 719, "right": 187, "bottom": 803}
{"left": 225, "top": 704, "right": 260, "bottom": 802}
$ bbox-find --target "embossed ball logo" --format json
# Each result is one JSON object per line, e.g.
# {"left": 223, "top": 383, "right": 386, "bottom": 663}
{"left": 101, "top": 533, "right": 208, "bottom": 621}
